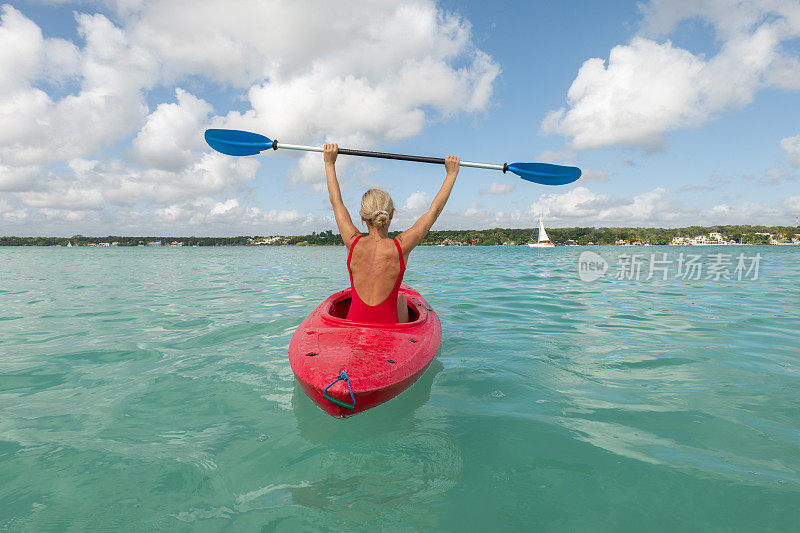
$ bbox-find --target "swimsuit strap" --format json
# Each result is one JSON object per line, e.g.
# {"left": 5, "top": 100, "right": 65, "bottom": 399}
{"left": 346, "top": 235, "right": 362, "bottom": 285}
{"left": 391, "top": 238, "right": 406, "bottom": 291}
{"left": 392, "top": 238, "right": 405, "bottom": 270}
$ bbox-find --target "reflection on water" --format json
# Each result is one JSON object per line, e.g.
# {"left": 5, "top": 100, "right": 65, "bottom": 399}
{"left": 292, "top": 359, "right": 444, "bottom": 441}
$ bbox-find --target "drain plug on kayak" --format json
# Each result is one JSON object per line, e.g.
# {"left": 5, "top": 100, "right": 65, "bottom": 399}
{"left": 387, "top": 359, "right": 395, "bottom": 364}
{"left": 306, "top": 352, "right": 317, "bottom": 357}
{"left": 410, "top": 339, "right": 417, "bottom": 343}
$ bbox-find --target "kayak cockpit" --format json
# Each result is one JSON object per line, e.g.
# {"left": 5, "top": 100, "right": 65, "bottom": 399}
{"left": 324, "top": 289, "right": 424, "bottom": 326}
{"left": 327, "top": 295, "right": 352, "bottom": 319}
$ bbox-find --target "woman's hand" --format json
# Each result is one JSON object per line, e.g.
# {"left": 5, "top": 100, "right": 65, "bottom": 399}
{"left": 444, "top": 154, "right": 460, "bottom": 176}
{"left": 324, "top": 143, "right": 338, "bottom": 166}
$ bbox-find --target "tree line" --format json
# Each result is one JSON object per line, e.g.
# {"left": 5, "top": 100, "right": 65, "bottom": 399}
{"left": 0, "top": 235, "right": 252, "bottom": 246}
{"left": 2, "top": 225, "right": 797, "bottom": 247}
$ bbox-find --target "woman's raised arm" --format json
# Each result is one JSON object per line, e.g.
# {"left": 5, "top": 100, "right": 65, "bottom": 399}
{"left": 324, "top": 144, "right": 360, "bottom": 248}
{"left": 397, "top": 155, "right": 459, "bottom": 256}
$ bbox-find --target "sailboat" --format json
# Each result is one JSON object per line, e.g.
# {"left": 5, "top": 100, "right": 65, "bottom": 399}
{"left": 527, "top": 214, "right": 555, "bottom": 248}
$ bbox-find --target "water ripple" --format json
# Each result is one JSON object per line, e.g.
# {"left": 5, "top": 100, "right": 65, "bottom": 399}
{"left": 0, "top": 246, "right": 798, "bottom": 530}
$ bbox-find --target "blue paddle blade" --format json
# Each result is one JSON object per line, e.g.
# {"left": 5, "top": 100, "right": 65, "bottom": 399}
{"left": 508, "top": 162, "right": 581, "bottom": 185}
{"left": 204, "top": 129, "right": 272, "bottom": 156}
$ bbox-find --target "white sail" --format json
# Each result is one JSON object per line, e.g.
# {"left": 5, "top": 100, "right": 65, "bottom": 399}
{"left": 528, "top": 214, "right": 554, "bottom": 247}
{"left": 538, "top": 214, "right": 550, "bottom": 242}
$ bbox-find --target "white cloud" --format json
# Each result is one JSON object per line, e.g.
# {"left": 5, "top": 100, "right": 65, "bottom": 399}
{"left": 404, "top": 190, "right": 431, "bottom": 211}
{"left": 543, "top": 1, "right": 800, "bottom": 149}
{"left": 415, "top": 185, "right": 794, "bottom": 229}
{"left": 761, "top": 166, "right": 791, "bottom": 185}
{"left": 638, "top": 0, "right": 800, "bottom": 42}
{"left": 530, "top": 186, "right": 684, "bottom": 224}
{"left": 541, "top": 38, "right": 719, "bottom": 149}
{"left": 119, "top": 0, "right": 500, "bottom": 148}
{"left": 708, "top": 204, "right": 730, "bottom": 216}
{"left": 130, "top": 89, "right": 213, "bottom": 171}
{"left": 0, "top": 5, "right": 79, "bottom": 91}
{"left": 218, "top": 47, "right": 499, "bottom": 149}
{"left": 0, "top": 1, "right": 500, "bottom": 235}
{"left": 4, "top": 183, "right": 797, "bottom": 235}
{"left": 0, "top": 198, "right": 29, "bottom": 224}
{"left": 0, "top": 193, "right": 316, "bottom": 236}
{"left": 0, "top": 7, "right": 157, "bottom": 166}
{"left": 144, "top": 200, "right": 313, "bottom": 234}
{"left": 152, "top": 198, "right": 307, "bottom": 228}
{"left": 118, "top": 1, "right": 497, "bottom": 91}
{"left": 479, "top": 181, "right": 515, "bottom": 195}
{"left": 781, "top": 135, "right": 800, "bottom": 166}
{"left": 704, "top": 200, "right": 784, "bottom": 223}
{"left": 535, "top": 149, "right": 578, "bottom": 164}
{"left": 530, "top": 186, "right": 603, "bottom": 219}
{"left": 287, "top": 150, "right": 364, "bottom": 191}
{"left": 0, "top": 164, "right": 42, "bottom": 192}
{"left": 783, "top": 195, "right": 800, "bottom": 213}
{"left": 17, "top": 153, "right": 260, "bottom": 209}
{"left": 576, "top": 168, "right": 609, "bottom": 183}
{"left": 462, "top": 206, "right": 483, "bottom": 218}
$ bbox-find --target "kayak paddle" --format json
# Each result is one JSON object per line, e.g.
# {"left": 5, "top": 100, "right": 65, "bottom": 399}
{"left": 204, "top": 128, "right": 581, "bottom": 186}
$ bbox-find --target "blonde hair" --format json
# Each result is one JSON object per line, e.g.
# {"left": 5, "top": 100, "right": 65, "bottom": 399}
{"left": 359, "top": 188, "right": 394, "bottom": 229}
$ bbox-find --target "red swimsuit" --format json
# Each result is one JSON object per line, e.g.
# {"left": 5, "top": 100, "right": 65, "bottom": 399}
{"left": 346, "top": 235, "right": 406, "bottom": 324}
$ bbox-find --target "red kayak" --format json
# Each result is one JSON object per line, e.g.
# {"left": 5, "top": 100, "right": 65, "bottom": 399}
{"left": 288, "top": 284, "right": 442, "bottom": 418}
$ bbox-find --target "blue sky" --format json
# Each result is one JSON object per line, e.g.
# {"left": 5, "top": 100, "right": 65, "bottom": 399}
{"left": 1, "top": 0, "right": 799, "bottom": 236}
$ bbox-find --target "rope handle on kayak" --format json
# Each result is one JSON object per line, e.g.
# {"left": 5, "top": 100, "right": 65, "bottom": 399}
{"left": 322, "top": 371, "right": 356, "bottom": 410}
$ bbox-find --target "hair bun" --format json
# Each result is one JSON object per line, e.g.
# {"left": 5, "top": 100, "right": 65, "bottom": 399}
{"left": 371, "top": 210, "right": 390, "bottom": 227}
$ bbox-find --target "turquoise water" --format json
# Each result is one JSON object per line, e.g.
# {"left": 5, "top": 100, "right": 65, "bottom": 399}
{"left": 1, "top": 246, "right": 798, "bottom": 531}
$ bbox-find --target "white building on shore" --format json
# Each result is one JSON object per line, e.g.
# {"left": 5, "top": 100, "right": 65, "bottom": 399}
{"left": 672, "top": 233, "right": 727, "bottom": 245}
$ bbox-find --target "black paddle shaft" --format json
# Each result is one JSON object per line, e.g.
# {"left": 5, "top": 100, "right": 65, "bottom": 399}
{"left": 337, "top": 148, "right": 445, "bottom": 165}
{"left": 273, "top": 140, "right": 506, "bottom": 172}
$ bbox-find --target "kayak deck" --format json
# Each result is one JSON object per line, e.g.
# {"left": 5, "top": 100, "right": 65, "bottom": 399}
{"left": 288, "top": 285, "right": 441, "bottom": 418}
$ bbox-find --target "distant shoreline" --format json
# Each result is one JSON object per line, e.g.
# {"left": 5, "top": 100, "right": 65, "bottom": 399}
{"left": 3, "top": 225, "right": 799, "bottom": 247}
{"left": 3, "top": 243, "right": 795, "bottom": 248}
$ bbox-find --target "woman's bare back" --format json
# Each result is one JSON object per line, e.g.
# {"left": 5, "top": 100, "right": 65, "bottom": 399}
{"left": 348, "top": 237, "right": 403, "bottom": 305}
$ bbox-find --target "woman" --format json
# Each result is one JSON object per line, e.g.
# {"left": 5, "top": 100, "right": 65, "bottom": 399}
{"left": 324, "top": 143, "right": 459, "bottom": 324}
